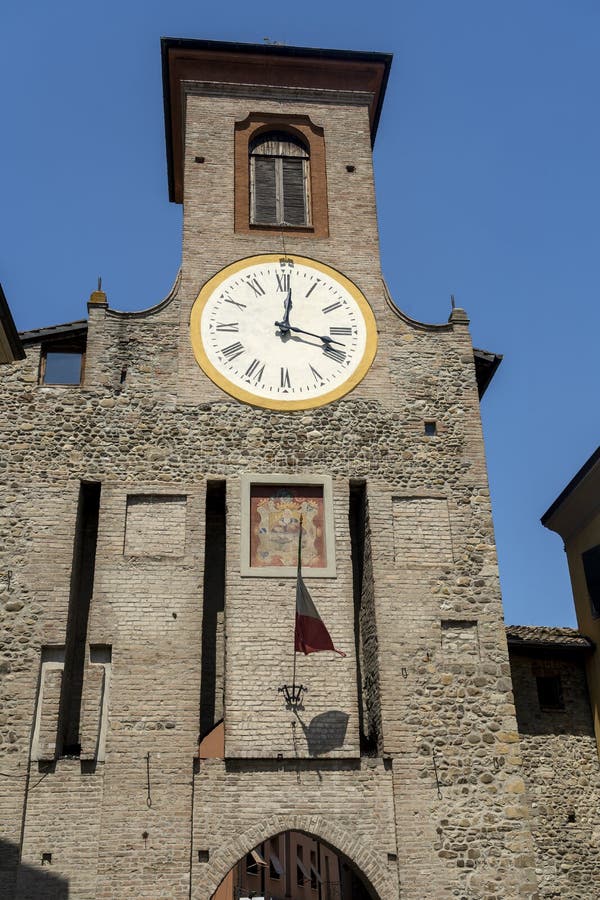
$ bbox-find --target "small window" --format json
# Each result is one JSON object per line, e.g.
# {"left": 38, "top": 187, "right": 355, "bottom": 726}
{"left": 42, "top": 350, "right": 83, "bottom": 385}
{"left": 582, "top": 545, "right": 600, "bottom": 618}
{"left": 424, "top": 420, "right": 437, "bottom": 436}
{"left": 536, "top": 675, "right": 564, "bottom": 710}
{"left": 250, "top": 131, "right": 310, "bottom": 227}
{"left": 43, "top": 350, "right": 83, "bottom": 384}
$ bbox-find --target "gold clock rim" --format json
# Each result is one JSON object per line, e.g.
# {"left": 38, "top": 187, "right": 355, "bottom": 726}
{"left": 189, "top": 253, "right": 378, "bottom": 411}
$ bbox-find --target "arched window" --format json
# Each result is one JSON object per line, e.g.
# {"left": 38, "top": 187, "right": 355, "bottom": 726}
{"left": 249, "top": 131, "right": 310, "bottom": 227}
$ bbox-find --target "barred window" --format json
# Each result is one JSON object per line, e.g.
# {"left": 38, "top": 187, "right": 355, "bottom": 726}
{"left": 250, "top": 131, "right": 310, "bottom": 226}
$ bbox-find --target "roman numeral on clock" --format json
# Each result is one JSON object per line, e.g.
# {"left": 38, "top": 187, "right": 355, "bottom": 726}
{"left": 280, "top": 367, "right": 292, "bottom": 389}
{"left": 245, "top": 359, "right": 265, "bottom": 381}
{"left": 324, "top": 345, "right": 346, "bottom": 364}
{"left": 322, "top": 301, "right": 343, "bottom": 314}
{"left": 309, "top": 365, "right": 324, "bottom": 384}
{"left": 276, "top": 272, "right": 290, "bottom": 292}
{"left": 245, "top": 278, "right": 265, "bottom": 297}
{"left": 330, "top": 326, "right": 352, "bottom": 336}
{"left": 221, "top": 341, "right": 244, "bottom": 361}
{"left": 215, "top": 322, "right": 239, "bottom": 332}
{"left": 221, "top": 293, "right": 246, "bottom": 311}
{"left": 305, "top": 280, "right": 320, "bottom": 298}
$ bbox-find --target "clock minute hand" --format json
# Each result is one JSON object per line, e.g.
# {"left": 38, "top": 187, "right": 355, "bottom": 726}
{"left": 284, "top": 324, "right": 345, "bottom": 347}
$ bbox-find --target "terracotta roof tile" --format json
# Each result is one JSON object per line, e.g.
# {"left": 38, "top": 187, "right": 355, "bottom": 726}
{"left": 506, "top": 624, "right": 594, "bottom": 650}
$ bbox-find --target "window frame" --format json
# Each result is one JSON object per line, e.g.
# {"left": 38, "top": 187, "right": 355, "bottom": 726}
{"left": 240, "top": 473, "right": 336, "bottom": 579}
{"left": 234, "top": 113, "right": 329, "bottom": 238}
{"left": 39, "top": 338, "right": 86, "bottom": 386}
{"left": 249, "top": 131, "right": 312, "bottom": 228}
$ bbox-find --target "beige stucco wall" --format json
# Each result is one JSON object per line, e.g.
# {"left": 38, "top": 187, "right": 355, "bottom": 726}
{"left": 563, "top": 515, "right": 600, "bottom": 752}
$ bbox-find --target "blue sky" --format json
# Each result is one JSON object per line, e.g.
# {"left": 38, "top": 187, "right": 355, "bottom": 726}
{"left": 1, "top": 1, "right": 598, "bottom": 626}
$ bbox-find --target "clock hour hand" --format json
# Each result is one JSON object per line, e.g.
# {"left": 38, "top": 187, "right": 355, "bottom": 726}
{"left": 280, "top": 324, "right": 345, "bottom": 347}
{"left": 277, "top": 288, "right": 293, "bottom": 333}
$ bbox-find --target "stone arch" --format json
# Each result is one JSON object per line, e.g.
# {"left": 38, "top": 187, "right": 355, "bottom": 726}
{"left": 204, "top": 814, "right": 397, "bottom": 900}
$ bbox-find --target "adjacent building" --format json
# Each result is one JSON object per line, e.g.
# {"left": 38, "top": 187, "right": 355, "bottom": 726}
{"left": 542, "top": 447, "right": 600, "bottom": 754}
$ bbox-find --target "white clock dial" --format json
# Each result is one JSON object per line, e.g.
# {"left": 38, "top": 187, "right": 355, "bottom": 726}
{"left": 190, "top": 254, "right": 377, "bottom": 410}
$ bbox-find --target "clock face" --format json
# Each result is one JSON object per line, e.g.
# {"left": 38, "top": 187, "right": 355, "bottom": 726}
{"left": 189, "top": 254, "right": 377, "bottom": 410}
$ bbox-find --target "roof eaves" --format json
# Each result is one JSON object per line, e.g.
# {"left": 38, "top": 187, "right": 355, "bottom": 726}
{"left": 541, "top": 446, "right": 600, "bottom": 527}
{"left": 160, "top": 36, "right": 393, "bottom": 68}
{"left": 505, "top": 625, "right": 594, "bottom": 652}
{"left": 0, "top": 283, "right": 25, "bottom": 361}
{"left": 19, "top": 320, "right": 88, "bottom": 345}
{"left": 473, "top": 347, "right": 503, "bottom": 399}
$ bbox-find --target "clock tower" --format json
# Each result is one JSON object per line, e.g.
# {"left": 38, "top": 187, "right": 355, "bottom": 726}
{"left": 158, "top": 38, "right": 538, "bottom": 898}
{"left": 3, "top": 38, "right": 541, "bottom": 900}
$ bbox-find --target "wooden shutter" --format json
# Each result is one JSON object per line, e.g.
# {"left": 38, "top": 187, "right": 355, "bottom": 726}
{"left": 252, "top": 156, "right": 277, "bottom": 224}
{"left": 583, "top": 545, "right": 600, "bottom": 618}
{"left": 282, "top": 157, "right": 307, "bottom": 226}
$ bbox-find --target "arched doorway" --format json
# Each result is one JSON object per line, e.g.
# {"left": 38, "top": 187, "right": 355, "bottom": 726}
{"left": 211, "top": 830, "right": 378, "bottom": 900}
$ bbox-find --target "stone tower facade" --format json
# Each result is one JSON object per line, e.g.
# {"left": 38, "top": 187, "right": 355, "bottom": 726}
{"left": 1, "top": 39, "right": 541, "bottom": 899}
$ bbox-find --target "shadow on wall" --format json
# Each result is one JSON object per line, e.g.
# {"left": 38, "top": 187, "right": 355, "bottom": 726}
{"left": 295, "top": 710, "right": 350, "bottom": 755}
{"left": 0, "top": 838, "right": 69, "bottom": 899}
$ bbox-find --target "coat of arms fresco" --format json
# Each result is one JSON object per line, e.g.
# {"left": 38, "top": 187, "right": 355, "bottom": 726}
{"left": 249, "top": 484, "right": 326, "bottom": 568}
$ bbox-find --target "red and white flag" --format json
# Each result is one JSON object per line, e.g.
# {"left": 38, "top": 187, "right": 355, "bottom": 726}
{"left": 294, "top": 517, "right": 346, "bottom": 657}
{"left": 295, "top": 574, "right": 346, "bottom": 656}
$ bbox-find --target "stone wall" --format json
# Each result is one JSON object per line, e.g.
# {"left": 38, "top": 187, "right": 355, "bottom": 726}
{"left": 194, "top": 760, "right": 399, "bottom": 899}
{"left": 510, "top": 648, "right": 600, "bottom": 898}
{"left": 0, "top": 59, "right": 542, "bottom": 899}
{"left": 0, "top": 288, "right": 539, "bottom": 898}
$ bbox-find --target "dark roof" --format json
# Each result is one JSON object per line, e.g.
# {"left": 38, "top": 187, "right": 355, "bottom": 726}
{"left": 0, "top": 283, "right": 25, "bottom": 362}
{"left": 506, "top": 624, "right": 594, "bottom": 651}
{"left": 161, "top": 36, "right": 393, "bottom": 69}
{"left": 541, "top": 445, "right": 600, "bottom": 527}
{"left": 473, "top": 348, "right": 502, "bottom": 399}
{"left": 19, "top": 320, "right": 87, "bottom": 345}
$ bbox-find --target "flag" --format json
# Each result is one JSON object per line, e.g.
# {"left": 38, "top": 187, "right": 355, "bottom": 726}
{"left": 294, "top": 513, "right": 345, "bottom": 658}
{"left": 295, "top": 573, "right": 346, "bottom": 657}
